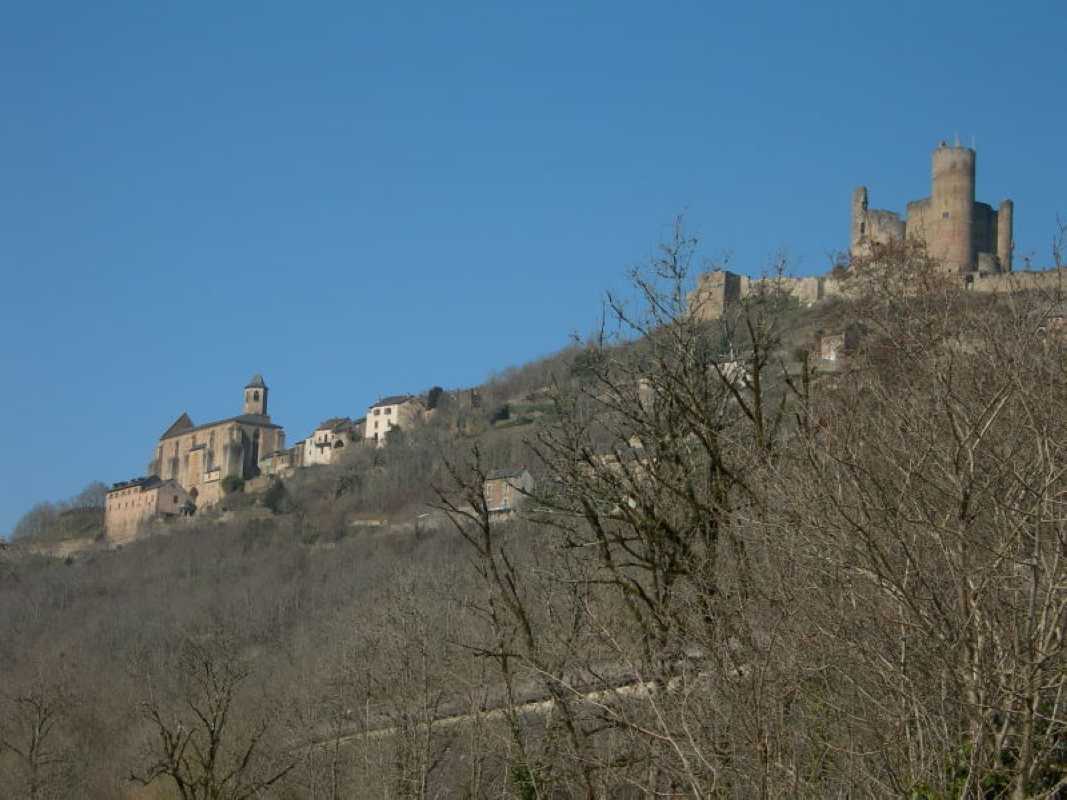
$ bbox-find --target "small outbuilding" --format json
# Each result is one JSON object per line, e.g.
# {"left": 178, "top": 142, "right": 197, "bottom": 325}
{"left": 483, "top": 467, "right": 535, "bottom": 514}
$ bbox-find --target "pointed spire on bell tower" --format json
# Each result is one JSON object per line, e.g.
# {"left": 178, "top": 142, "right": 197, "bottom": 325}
{"left": 243, "top": 374, "right": 268, "bottom": 416}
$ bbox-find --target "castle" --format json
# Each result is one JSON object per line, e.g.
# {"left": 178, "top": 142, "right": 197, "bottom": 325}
{"left": 689, "top": 140, "right": 1055, "bottom": 321}
{"left": 850, "top": 139, "right": 1013, "bottom": 274}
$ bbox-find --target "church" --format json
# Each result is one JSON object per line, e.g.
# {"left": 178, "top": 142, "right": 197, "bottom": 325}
{"left": 147, "top": 375, "right": 286, "bottom": 507}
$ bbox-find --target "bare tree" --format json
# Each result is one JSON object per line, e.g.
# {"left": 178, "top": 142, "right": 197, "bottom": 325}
{"left": 11, "top": 502, "right": 57, "bottom": 540}
{"left": 130, "top": 629, "right": 298, "bottom": 800}
{"left": 0, "top": 669, "right": 79, "bottom": 800}
{"left": 771, "top": 240, "right": 1067, "bottom": 797}
{"left": 438, "top": 219, "right": 816, "bottom": 797}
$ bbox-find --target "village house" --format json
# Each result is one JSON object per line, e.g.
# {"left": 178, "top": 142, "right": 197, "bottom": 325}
{"left": 258, "top": 448, "right": 297, "bottom": 477}
{"left": 1039, "top": 303, "right": 1067, "bottom": 342}
{"left": 105, "top": 476, "right": 194, "bottom": 545}
{"left": 364, "top": 395, "right": 423, "bottom": 446}
{"left": 818, "top": 333, "right": 847, "bottom": 362}
{"left": 815, "top": 326, "right": 863, "bottom": 365}
{"left": 303, "top": 417, "right": 363, "bottom": 466}
{"left": 148, "top": 375, "right": 286, "bottom": 507}
{"left": 483, "top": 467, "right": 535, "bottom": 514}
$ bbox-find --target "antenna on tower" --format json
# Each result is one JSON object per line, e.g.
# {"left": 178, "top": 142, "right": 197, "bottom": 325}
{"left": 954, "top": 132, "right": 960, "bottom": 147}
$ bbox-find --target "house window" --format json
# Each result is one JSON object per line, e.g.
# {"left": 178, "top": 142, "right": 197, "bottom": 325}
{"left": 385, "top": 407, "right": 392, "bottom": 415}
{"left": 374, "top": 408, "right": 380, "bottom": 416}
{"left": 943, "top": 212, "right": 950, "bottom": 219}
{"left": 253, "top": 391, "right": 260, "bottom": 401}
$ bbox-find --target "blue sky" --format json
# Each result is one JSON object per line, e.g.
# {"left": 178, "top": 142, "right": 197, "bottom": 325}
{"left": 1, "top": 1, "right": 1064, "bottom": 535}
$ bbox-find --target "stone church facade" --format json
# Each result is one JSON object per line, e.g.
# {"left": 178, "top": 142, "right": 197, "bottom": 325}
{"left": 148, "top": 375, "right": 285, "bottom": 507}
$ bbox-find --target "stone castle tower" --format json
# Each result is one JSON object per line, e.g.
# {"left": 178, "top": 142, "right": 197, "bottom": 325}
{"left": 851, "top": 140, "right": 1013, "bottom": 274}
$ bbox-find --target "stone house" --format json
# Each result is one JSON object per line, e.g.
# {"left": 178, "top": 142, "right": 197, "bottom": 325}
{"left": 259, "top": 448, "right": 296, "bottom": 477}
{"left": 818, "top": 333, "right": 847, "bottom": 362}
{"left": 483, "top": 467, "right": 535, "bottom": 514}
{"left": 105, "top": 477, "right": 194, "bottom": 545}
{"left": 365, "top": 395, "right": 423, "bottom": 446}
{"left": 148, "top": 375, "right": 285, "bottom": 507}
{"left": 304, "top": 417, "right": 361, "bottom": 466}
{"left": 815, "top": 325, "right": 863, "bottom": 365}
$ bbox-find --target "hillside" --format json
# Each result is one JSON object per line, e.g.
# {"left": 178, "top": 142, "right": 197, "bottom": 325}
{"left": 4, "top": 243, "right": 1067, "bottom": 798}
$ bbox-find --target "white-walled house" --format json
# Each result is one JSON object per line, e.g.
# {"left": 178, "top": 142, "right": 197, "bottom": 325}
{"left": 364, "top": 395, "right": 423, "bottom": 446}
{"left": 304, "top": 417, "right": 360, "bottom": 465}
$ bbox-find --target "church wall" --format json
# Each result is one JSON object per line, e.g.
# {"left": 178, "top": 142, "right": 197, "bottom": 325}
{"left": 159, "top": 422, "right": 248, "bottom": 506}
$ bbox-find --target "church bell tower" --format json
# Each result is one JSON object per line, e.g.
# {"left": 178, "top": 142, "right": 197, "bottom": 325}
{"left": 243, "top": 374, "right": 268, "bottom": 416}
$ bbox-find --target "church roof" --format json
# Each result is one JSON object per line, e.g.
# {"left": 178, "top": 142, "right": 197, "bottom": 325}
{"left": 159, "top": 413, "right": 281, "bottom": 441}
{"left": 246, "top": 374, "right": 267, "bottom": 389}
{"left": 161, "top": 413, "right": 194, "bottom": 439}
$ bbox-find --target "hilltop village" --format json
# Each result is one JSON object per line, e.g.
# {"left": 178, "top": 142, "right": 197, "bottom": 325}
{"left": 102, "top": 140, "right": 1060, "bottom": 545}
{"left": 104, "top": 383, "right": 443, "bottom": 542}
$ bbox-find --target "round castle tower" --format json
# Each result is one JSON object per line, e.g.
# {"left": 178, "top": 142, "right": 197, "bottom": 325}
{"left": 929, "top": 142, "right": 976, "bottom": 272}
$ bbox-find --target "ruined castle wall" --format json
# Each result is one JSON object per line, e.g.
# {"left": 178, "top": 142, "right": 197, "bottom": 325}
{"left": 972, "top": 201, "right": 997, "bottom": 262}
{"left": 865, "top": 210, "right": 906, "bottom": 247}
{"left": 748, "top": 275, "right": 825, "bottom": 305}
{"left": 850, "top": 185, "right": 906, "bottom": 259}
{"left": 789, "top": 276, "right": 824, "bottom": 305}
{"left": 851, "top": 187, "right": 868, "bottom": 253}
{"left": 967, "top": 269, "right": 1067, "bottom": 295}
{"left": 688, "top": 271, "right": 742, "bottom": 321}
{"left": 905, "top": 197, "right": 932, "bottom": 241}
{"left": 997, "top": 200, "right": 1014, "bottom": 271}
{"left": 690, "top": 271, "right": 836, "bottom": 319}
